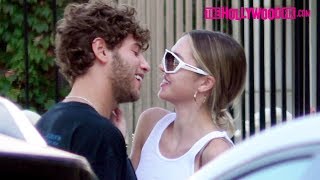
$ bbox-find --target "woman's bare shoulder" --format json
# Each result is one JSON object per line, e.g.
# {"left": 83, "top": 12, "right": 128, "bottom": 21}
{"left": 130, "top": 107, "right": 171, "bottom": 168}
{"left": 201, "top": 137, "right": 233, "bottom": 167}
{"left": 138, "top": 107, "right": 171, "bottom": 129}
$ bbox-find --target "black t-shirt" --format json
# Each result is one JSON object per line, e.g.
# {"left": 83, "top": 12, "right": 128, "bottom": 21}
{"left": 36, "top": 102, "right": 136, "bottom": 180}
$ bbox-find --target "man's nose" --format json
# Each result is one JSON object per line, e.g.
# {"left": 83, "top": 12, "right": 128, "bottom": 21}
{"left": 141, "top": 57, "right": 150, "bottom": 72}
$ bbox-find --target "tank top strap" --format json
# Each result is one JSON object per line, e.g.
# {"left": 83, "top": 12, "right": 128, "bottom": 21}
{"left": 148, "top": 113, "right": 176, "bottom": 141}
{"left": 189, "top": 131, "right": 233, "bottom": 157}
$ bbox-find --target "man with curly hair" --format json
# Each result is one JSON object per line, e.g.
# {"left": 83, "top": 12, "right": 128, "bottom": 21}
{"left": 36, "top": 1, "right": 150, "bottom": 179}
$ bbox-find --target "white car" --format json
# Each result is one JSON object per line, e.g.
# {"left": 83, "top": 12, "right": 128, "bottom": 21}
{"left": 189, "top": 114, "right": 320, "bottom": 180}
{"left": 0, "top": 96, "right": 97, "bottom": 179}
{"left": 0, "top": 96, "right": 46, "bottom": 146}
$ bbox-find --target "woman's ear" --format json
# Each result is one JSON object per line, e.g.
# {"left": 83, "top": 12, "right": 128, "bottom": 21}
{"left": 198, "top": 76, "right": 215, "bottom": 92}
{"left": 92, "top": 37, "right": 109, "bottom": 63}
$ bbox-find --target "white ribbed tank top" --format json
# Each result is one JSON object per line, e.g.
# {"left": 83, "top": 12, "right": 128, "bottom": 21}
{"left": 136, "top": 113, "right": 233, "bottom": 180}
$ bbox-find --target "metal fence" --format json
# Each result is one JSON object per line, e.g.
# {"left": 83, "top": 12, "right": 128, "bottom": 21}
{"left": 20, "top": 0, "right": 319, "bottom": 148}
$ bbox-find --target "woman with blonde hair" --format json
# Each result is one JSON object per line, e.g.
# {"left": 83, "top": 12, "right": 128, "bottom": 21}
{"left": 131, "top": 30, "right": 247, "bottom": 179}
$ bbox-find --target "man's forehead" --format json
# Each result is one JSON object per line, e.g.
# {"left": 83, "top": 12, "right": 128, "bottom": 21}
{"left": 123, "top": 35, "right": 142, "bottom": 47}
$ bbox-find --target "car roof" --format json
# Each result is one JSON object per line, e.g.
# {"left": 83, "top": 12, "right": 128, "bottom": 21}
{"left": 0, "top": 96, "right": 46, "bottom": 146}
{"left": 189, "top": 113, "right": 320, "bottom": 180}
{"left": 0, "top": 134, "right": 81, "bottom": 159}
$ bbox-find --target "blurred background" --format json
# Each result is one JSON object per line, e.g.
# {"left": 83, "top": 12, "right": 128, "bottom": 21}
{"left": 0, "top": 0, "right": 319, "bottom": 151}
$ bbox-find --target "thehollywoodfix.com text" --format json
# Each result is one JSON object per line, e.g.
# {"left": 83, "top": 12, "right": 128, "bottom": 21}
{"left": 205, "top": 7, "right": 311, "bottom": 20}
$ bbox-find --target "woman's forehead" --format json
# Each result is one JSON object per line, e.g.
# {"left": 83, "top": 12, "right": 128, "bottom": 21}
{"left": 171, "top": 36, "right": 194, "bottom": 63}
{"left": 172, "top": 35, "right": 189, "bottom": 51}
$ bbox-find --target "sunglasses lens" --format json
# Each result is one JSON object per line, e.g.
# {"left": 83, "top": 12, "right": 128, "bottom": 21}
{"left": 165, "top": 52, "right": 179, "bottom": 72}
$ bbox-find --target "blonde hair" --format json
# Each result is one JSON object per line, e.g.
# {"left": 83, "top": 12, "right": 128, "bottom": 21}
{"left": 187, "top": 30, "right": 247, "bottom": 135}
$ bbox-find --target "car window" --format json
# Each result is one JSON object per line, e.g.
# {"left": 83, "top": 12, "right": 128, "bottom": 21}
{"left": 239, "top": 156, "right": 312, "bottom": 180}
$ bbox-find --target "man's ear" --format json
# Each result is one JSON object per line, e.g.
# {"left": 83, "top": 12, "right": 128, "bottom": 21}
{"left": 92, "top": 37, "right": 109, "bottom": 63}
{"left": 198, "top": 76, "right": 215, "bottom": 93}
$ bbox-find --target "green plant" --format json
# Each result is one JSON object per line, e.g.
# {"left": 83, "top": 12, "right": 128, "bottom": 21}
{"left": 0, "top": 0, "right": 69, "bottom": 113}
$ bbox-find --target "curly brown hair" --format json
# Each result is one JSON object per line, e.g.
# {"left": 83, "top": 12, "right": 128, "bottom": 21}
{"left": 55, "top": 0, "right": 150, "bottom": 84}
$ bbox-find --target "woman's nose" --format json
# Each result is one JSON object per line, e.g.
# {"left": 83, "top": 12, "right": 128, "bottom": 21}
{"left": 159, "top": 63, "right": 164, "bottom": 72}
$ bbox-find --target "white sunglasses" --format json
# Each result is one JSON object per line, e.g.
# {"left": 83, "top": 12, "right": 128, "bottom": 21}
{"left": 162, "top": 49, "right": 209, "bottom": 75}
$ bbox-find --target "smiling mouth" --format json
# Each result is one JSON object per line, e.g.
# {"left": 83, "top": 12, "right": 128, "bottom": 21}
{"left": 135, "top": 74, "right": 143, "bottom": 81}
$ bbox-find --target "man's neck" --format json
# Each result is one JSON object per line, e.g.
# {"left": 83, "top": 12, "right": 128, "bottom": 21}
{"left": 66, "top": 76, "right": 117, "bottom": 119}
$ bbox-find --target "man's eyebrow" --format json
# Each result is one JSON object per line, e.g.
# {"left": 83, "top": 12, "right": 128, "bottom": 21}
{"left": 133, "top": 42, "right": 142, "bottom": 50}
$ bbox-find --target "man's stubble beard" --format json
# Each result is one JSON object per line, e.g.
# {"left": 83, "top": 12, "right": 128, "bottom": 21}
{"left": 110, "top": 52, "right": 140, "bottom": 103}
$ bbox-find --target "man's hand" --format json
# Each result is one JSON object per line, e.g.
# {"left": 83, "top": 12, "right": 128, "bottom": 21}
{"left": 111, "top": 107, "right": 127, "bottom": 138}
